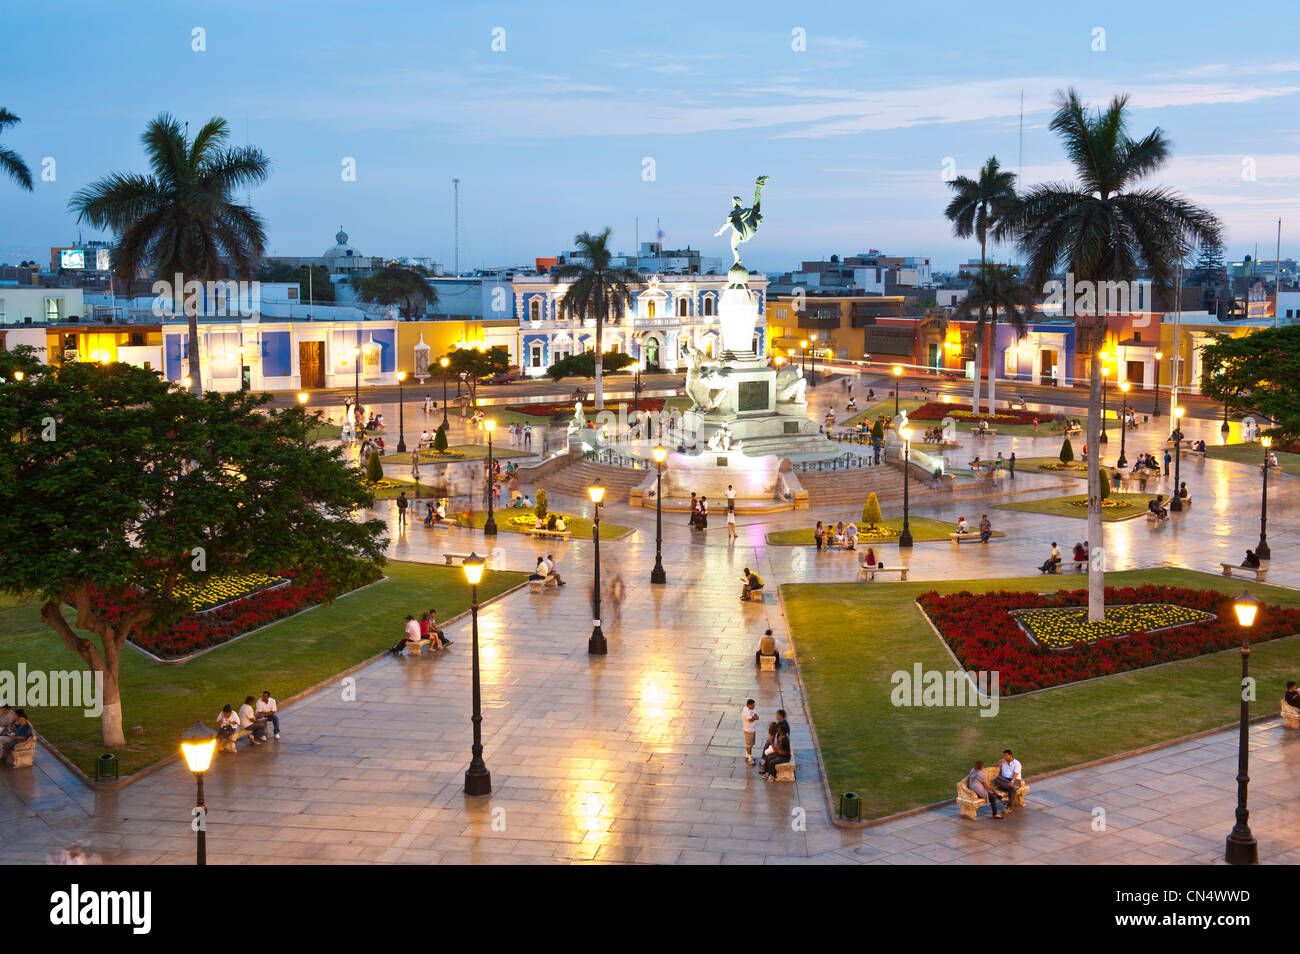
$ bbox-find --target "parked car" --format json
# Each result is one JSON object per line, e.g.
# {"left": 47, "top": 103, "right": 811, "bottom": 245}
{"left": 478, "top": 372, "right": 517, "bottom": 386}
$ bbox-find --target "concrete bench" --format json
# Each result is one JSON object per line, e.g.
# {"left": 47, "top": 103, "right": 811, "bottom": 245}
{"left": 2, "top": 737, "right": 36, "bottom": 768}
{"left": 218, "top": 727, "right": 252, "bottom": 754}
{"left": 857, "top": 565, "right": 909, "bottom": 581}
{"left": 1220, "top": 562, "right": 1267, "bottom": 582}
{"left": 528, "top": 576, "right": 558, "bottom": 593}
{"left": 949, "top": 532, "right": 985, "bottom": 545}
{"left": 1061, "top": 560, "right": 1088, "bottom": 573}
{"left": 956, "top": 767, "right": 1031, "bottom": 819}
{"left": 741, "top": 587, "right": 765, "bottom": 603}
{"left": 528, "top": 527, "right": 571, "bottom": 542}
{"left": 405, "top": 637, "right": 433, "bottom": 656}
{"left": 421, "top": 520, "right": 451, "bottom": 530}
{"left": 1146, "top": 511, "right": 1168, "bottom": 523}
{"left": 1009, "top": 397, "right": 1028, "bottom": 410}
{"left": 1281, "top": 701, "right": 1299, "bottom": 730}
{"left": 443, "top": 552, "right": 473, "bottom": 566}
{"left": 970, "top": 427, "right": 998, "bottom": 436}
{"left": 774, "top": 757, "right": 796, "bottom": 782}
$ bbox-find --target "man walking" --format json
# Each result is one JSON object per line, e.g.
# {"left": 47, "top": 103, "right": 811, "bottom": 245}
{"left": 396, "top": 490, "right": 409, "bottom": 529}
{"left": 1008, "top": 452, "right": 1016, "bottom": 479}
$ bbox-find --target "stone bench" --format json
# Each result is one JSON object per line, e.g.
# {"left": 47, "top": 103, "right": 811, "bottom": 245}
{"left": 774, "top": 757, "right": 796, "bottom": 782}
{"left": 528, "top": 576, "right": 558, "bottom": 593}
{"left": 1061, "top": 560, "right": 1088, "bottom": 573}
{"left": 2, "top": 737, "right": 36, "bottom": 768}
{"left": 857, "top": 565, "right": 909, "bottom": 581}
{"left": 443, "top": 552, "right": 473, "bottom": 566}
{"left": 741, "top": 587, "right": 765, "bottom": 603}
{"left": 956, "top": 767, "right": 1031, "bottom": 819}
{"left": 949, "top": 532, "right": 985, "bottom": 545}
{"left": 421, "top": 519, "right": 451, "bottom": 530}
{"left": 528, "top": 527, "right": 571, "bottom": 542}
{"left": 970, "top": 428, "right": 998, "bottom": 436}
{"left": 405, "top": 637, "right": 433, "bottom": 656}
{"left": 1220, "top": 562, "right": 1267, "bottom": 582}
{"left": 1281, "top": 701, "right": 1299, "bottom": 730}
{"left": 217, "top": 727, "right": 252, "bottom": 754}
{"left": 1146, "top": 511, "right": 1168, "bottom": 523}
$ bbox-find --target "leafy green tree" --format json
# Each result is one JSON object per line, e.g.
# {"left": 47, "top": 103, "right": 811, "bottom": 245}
{"left": 861, "top": 492, "right": 883, "bottom": 528}
{"left": 871, "top": 418, "right": 884, "bottom": 443}
{"left": 944, "top": 156, "right": 1019, "bottom": 415}
{"left": 1200, "top": 325, "right": 1300, "bottom": 444}
{"left": 258, "top": 261, "right": 334, "bottom": 303}
{"left": 548, "top": 228, "right": 639, "bottom": 411}
{"left": 1099, "top": 467, "right": 1111, "bottom": 500}
{"left": 546, "top": 350, "right": 635, "bottom": 381}
{"left": 354, "top": 264, "right": 438, "bottom": 319}
{"left": 1060, "top": 437, "right": 1075, "bottom": 464}
{"left": 69, "top": 114, "right": 271, "bottom": 393}
{"left": 534, "top": 488, "right": 548, "bottom": 520}
{"left": 0, "top": 361, "right": 384, "bottom": 747}
{"left": 441, "top": 346, "right": 511, "bottom": 407}
{"left": 366, "top": 450, "right": 383, "bottom": 482}
{"left": 0, "top": 107, "right": 33, "bottom": 191}
{"left": 433, "top": 423, "right": 448, "bottom": 452}
{"left": 1010, "top": 89, "right": 1221, "bottom": 622}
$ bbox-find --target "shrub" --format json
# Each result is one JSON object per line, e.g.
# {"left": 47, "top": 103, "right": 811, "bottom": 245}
{"left": 366, "top": 451, "right": 383, "bottom": 482}
{"left": 433, "top": 423, "right": 448, "bottom": 452}
{"left": 1060, "top": 437, "right": 1074, "bottom": 464}
{"left": 1099, "top": 467, "right": 1111, "bottom": 500}
{"left": 861, "top": 492, "right": 883, "bottom": 528}
{"left": 871, "top": 418, "right": 884, "bottom": 442}
{"left": 534, "top": 488, "right": 548, "bottom": 520}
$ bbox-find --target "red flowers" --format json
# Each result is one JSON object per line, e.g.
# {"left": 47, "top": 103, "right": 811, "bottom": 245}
{"left": 504, "top": 399, "right": 667, "bottom": 418}
{"left": 917, "top": 585, "right": 1300, "bottom": 694}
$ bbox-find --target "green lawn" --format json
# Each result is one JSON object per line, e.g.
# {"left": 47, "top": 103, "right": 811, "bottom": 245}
{"left": 456, "top": 509, "right": 634, "bottom": 541}
{"left": 379, "top": 444, "right": 531, "bottom": 464}
{"left": 766, "top": 516, "right": 997, "bottom": 546}
{"left": 1205, "top": 442, "right": 1300, "bottom": 476}
{"left": 996, "top": 492, "right": 1154, "bottom": 521}
{"left": 1014, "top": 457, "right": 1096, "bottom": 478}
{"left": 784, "top": 568, "right": 1300, "bottom": 819}
{"left": 307, "top": 422, "right": 342, "bottom": 442}
{"left": 3, "top": 561, "right": 526, "bottom": 777}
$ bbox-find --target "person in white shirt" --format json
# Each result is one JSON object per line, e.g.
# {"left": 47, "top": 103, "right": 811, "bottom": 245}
{"left": 256, "top": 690, "right": 280, "bottom": 740}
{"left": 993, "top": 749, "right": 1023, "bottom": 798}
{"left": 844, "top": 522, "right": 857, "bottom": 550}
{"left": 956, "top": 516, "right": 969, "bottom": 534}
{"left": 725, "top": 485, "right": 736, "bottom": 512}
{"left": 238, "top": 696, "right": 265, "bottom": 744}
{"left": 726, "top": 507, "right": 737, "bottom": 541}
{"left": 216, "top": 705, "right": 239, "bottom": 741}
{"left": 544, "top": 553, "right": 567, "bottom": 586}
{"left": 741, "top": 699, "right": 761, "bottom": 765}
{"left": 529, "top": 556, "right": 549, "bottom": 582}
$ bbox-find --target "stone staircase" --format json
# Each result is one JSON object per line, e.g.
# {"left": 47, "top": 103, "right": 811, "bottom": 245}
{"left": 795, "top": 467, "right": 910, "bottom": 507}
{"left": 528, "top": 458, "right": 650, "bottom": 505}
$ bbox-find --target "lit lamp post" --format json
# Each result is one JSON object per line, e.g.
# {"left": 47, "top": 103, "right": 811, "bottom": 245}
{"left": 892, "top": 365, "right": 903, "bottom": 416}
{"left": 1152, "top": 350, "right": 1164, "bottom": 417}
{"left": 483, "top": 419, "right": 497, "bottom": 536}
{"left": 898, "top": 425, "right": 914, "bottom": 548}
{"left": 1170, "top": 406, "right": 1185, "bottom": 512}
{"left": 1100, "top": 365, "right": 1110, "bottom": 444}
{"left": 182, "top": 375, "right": 192, "bottom": 392}
{"left": 13, "top": 370, "right": 24, "bottom": 382}
{"left": 800, "top": 339, "right": 808, "bottom": 381}
{"left": 1117, "top": 380, "right": 1130, "bottom": 467}
{"left": 588, "top": 484, "right": 607, "bottom": 655}
{"left": 396, "top": 370, "right": 408, "bottom": 453}
{"left": 439, "top": 356, "right": 450, "bottom": 431}
{"left": 180, "top": 722, "right": 217, "bottom": 866}
{"left": 350, "top": 346, "right": 361, "bottom": 410}
{"left": 1220, "top": 361, "right": 1232, "bottom": 435}
{"left": 1257, "top": 437, "right": 1272, "bottom": 560}
{"left": 650, "top": 446, "right": 667, "bottom": 585}
{"left": 461, "top": 552, "right": 492, "bottom": 796}
{"left": 810, "top": 333, "right": 818, "bottom": 385}
{"left": 1225, "top": 590, "right": 1261, "bottom": 865}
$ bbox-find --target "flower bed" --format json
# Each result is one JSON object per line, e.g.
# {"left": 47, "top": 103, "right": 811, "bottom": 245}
{"left": 908, "top": 402, "right": 1041, "bottom": 425}
{"left": 917, "top": 585, "right": 1300, "bottom": 693}
{"left": 506, "top": 399, "right": 667, "bottom": 418}
{"left": 506, "top": 511, "right": 573, "bottom": 530}
{"left": 167, "top": 572, "right": 287, "bottom": 614}
{"left": 1067, "top": 497, "right": 1134, "bottom": 511}
{"left": 1011, "top": 604, "right": 1215, "bottom": 649}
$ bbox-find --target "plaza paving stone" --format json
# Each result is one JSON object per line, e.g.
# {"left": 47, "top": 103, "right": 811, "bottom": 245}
{"left": 2, "top": 372, "right": 1297, "bottom": 864}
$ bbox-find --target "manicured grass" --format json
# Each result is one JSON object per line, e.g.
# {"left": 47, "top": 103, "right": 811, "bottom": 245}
{"left": 379, "top": 444, "right": 531, "bottom": 464}
{"left": 308, "top": 422, "right": 342, "bottom": 442}
{"left": 995, "top": 492, "right": 1153, "bottom": 521}
{"left": 1014, "top": 457, "right": 1095, "bottom": 478}
{"left": 784, "top": 568, "right": 1300, "bottom": 819}
{"left": 455, "top": 509, "right": 634, "bottom": 541}
{"left": 766, "top": 517, "right": 998, "bottom": 546}
{"left": 2, "top": 562, "right": 526, "bottom": 777}
{"left": 1205, "top": 442, "right": 1300, "bottom": 476}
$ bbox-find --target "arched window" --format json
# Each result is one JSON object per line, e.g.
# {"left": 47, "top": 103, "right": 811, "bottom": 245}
{"left": 677, "top": 298, "right": 688, "bottom": 317}
{"left": 647, "top": 300, "right": 656, "bottom": 319}
{"left": 529, "top": 299, "right": 540, "bottom": 321}
{"left": 703, "top": 296, "right": 714, "bottom": 317}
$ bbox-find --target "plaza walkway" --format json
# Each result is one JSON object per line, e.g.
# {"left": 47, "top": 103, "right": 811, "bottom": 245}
{"left": 1, "top": 373, "right": 1296, "bottom": 864}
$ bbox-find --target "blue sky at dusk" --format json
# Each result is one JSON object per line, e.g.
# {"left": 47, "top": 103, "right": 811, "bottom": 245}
{"left": 2, "top": 0, "right": 1298, "bottom": 271}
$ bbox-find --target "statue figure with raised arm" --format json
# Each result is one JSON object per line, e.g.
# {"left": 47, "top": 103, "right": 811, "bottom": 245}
{"left": 713, "top": 175, "right": 770, "bottom": 269}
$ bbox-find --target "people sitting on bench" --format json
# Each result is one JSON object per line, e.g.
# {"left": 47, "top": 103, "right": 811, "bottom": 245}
{"left": 844, "top": 522, "right": 857, "bottom": 550}
{"left": 955, "top": 515, "right": 970, "bottom": 534}
{"left": 1072, "top": 541, "right": 1087, "bottom": 564}
{"left": 1148, "top": 495, "right": 1168, "bottom": 520}
{"left": 979, "top": 514, "right": 992, "bottom": 543}
{"left": 1177, "top": 482, "right": 1189, "bottom": 500}
{"left": 389, "top": 614, "right": 424, "bottom": 654}
{"left": 544, "top": 553, "right": 567, "bottom": 586}
{"left": 861, "top": 548, "right": 878, "bottom": 568}
{"left": 238, "top": 696, "right": 266, "bottom": 744}
{"left": 529, "top": 557, "right": 549, "bottom": 582}
{"left": 741, "top": 568, "right": 764, "bottom": 601}
{"left": 217, "top": 704, "right": 239, "bottom": 742}
{"left": 967, "top": 759, "right": 1006, "bottom": 819}
{"left": 992, "top": 749, "right": 1024, "bottom": 800}
{"left": 758, "top": 723, "right": 791, "bottom": 781}
{"left": 1242, "top": 549, "right": 1261, "bottom": 569}
{"left": 1194, "top": 439, "right": 1206, "bottom": 452}
{"left": 832, "top": 521, "right": 847, "bottom": 549}
{"left": 1286, "top": 681, "right": 1300, "bottom": 711}
{"left": 1, "top": 709, "right": 32, "bottom": 758}
{"left": 425, "top": 608, "right": 450, "bottom": 648}
{"left": 755, "top": 629, "right": 781, "bottom": 668}
{"left": 1039, "top": 542, "right": 1062, "bottom": 574}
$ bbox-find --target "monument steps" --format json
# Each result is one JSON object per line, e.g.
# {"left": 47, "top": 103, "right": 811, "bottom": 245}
{"left": 533, "top": 460, "right": 649, "bottom": 505}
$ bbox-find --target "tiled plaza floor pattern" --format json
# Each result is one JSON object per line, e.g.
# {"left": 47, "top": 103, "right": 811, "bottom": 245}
{"left": 2, "top": 374, "right": 1296, "bottom": 863}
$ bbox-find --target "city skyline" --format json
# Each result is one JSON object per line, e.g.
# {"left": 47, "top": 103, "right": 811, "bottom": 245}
{"left": 2, "top": 0, "right": 1298, "bottom": 272}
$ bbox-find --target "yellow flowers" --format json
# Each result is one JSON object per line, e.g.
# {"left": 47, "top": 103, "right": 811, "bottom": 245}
{"left": 1013, "top": 603, "right": 1215, "bottom": 649}
{"left": 169, "top": 572, "right": 285, "bottom": 613}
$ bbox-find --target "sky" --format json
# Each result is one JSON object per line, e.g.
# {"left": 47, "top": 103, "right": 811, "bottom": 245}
{"left": 2, "top": 0, "right": 1299, "bottom": 273}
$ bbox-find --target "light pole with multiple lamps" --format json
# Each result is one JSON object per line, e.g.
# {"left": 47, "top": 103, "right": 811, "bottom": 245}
{"left": 461, "top": 552, "right": 492, "bottom": 796}
{"left": 1225, "top": 590, "right": 1260, "bottom": 865}
{"left": 588, "top": 484, "right": 607, "bottom": 655}
{"left": 1257, "top": 437, "right": 1273, "bottom": 560}
{"left": 892, "top": 365, "right": 903, "bottom": 416}
{"left": 898, "top": 425, "right": 913, "bottom": 548}
{"left": 396, "top": 370, "right": 407, "bottom": 453}
{"left": 483, "top": 419, "right": 497, "bottom": 536}
{"left": 1117, "top": 380, "right": 1130, "bottom": 467}
{"left": 439, "top": 356, "right": 451, "bottom": 431}
{"left": 180, "top": 722, "right": 217, "bottom": 866}
{"left": 1170, "top": 406, "right": 1185, "bottom": 512}
{"left": 650, "top": 446, "right": 667, "bottom": 584}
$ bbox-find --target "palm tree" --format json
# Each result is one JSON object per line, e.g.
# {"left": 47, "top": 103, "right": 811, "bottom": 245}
{"left": 354, "top": 264, "right": 438, "bottom": 319}
{"left": 548, "top": 228, "right": 639, "bottom": 410}
{"left": 0, "top": 108, "right": 33, "bottom": 191}
{"left": 1011, "top": 89, "right": 1222, "bottom": 621}
{"left": 950, "top": 265, "right": 1035, "bottom": 414}
{"left": 69, "top": 114, "right": 271, "bottom": 393}
{"left": 944, "top": 156, "right": 1018, "bottom": 416}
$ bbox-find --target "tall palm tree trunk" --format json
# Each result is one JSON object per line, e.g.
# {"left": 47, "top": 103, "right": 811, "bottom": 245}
{"left": 594, "top": 295, "right": 605, "bottom": 411}
{"left": 187, "top": 298, "right": 202, "bottom": 394}
{"left": 1085, "top": 322, "right": 1105, "bottom": 621}
{"left": 971, "top": 337, "right": 982, "bottom": 415}
{"left": 986, "top": 318, "right": 996, "bottom": 415}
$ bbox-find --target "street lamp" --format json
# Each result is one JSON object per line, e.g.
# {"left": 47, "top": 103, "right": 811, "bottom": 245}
{"left": 892, "top": 365, "right": 903, "bottom": 416}
{"left": 1220, "top": 361, "right": 1231, "bottom": 435}
{"left": 800, "top": 340, "right": 808, "bottom": 382}
{"left": 396, "top": 370, "right": 408, "bottom": 453}
{"left": 439, "top": 356, "right": 451, "bottom": 431}
{"left": 461, "top": 552, "right": 492, "bottom": 796}
{"left": 1117, "top": 381, "right": 1130, "bottom": 467}
{"left": 1257, "top": 437, "right": 1272, "bottom": 560}
{"left": 1225, "top": 590, "right": 1261, "bottom": 865}
{"left": 180, "top": 721, "right": 217, "bottom": 866}
{"left": 588, "top": 484, "right": 607, "bottom": 655}
{"left": 810, "top": 333, "right": 818, "bottom": 386}
{"left": 182, "top": 375, "right": 192, "bottom": 392}
{"left": 1170, "top": 406, "right": 1185, "bottom": 512}
{"left": 898, "top": 425, "right": 913, "bottom": 548}
{"left": 483, "top": 419, "right": 497, "bottom": 536}
{"left": 650, "top": 446, "right": 667, "bottom": 584}
{"left": 1100, "top": 365, "right": 1110, "bottom": 444}
{"left": 350, "top": 346, "right": 361, "bottom": 411}
{"left": 1152, "top": 350, "right": 1164, "bottom": 417}
{"left": 12, "top": 370, "right": 24, "bottom": 382}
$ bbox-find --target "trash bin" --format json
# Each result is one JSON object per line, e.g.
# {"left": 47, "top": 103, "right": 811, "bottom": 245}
{"left": 94, "top": 753, "right": 119, "bottom": 781}
{"left": 839, "top": 791, "right": 861, "bottom": 820}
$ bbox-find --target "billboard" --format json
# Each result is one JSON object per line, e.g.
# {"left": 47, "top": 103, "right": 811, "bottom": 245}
{"left": 60, "top": 249, "right": 86, "bottom": 269}
{"left": 95, "top": 248, "right": 110, "bottom": 271}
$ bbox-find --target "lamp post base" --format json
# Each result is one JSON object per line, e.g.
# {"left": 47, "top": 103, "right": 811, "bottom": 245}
{"left": 1171, "top": 498, "right": 1183, "bottom": 513}
{"left": 1257, "top": 541, "right": 1271, "bottom": 561}
{"left": 650, "top": 561, "right": 666, "bottom": 585}
{"left": 397, "top": 439, "right": 407, "bottom": 453}
{"left": 464, "top": 764, "right": 492, "bottom": 797}
{"left": 1225, "top": 829, "right": 1258, "bottom": 865}
{"left": 1099, "top": 431, "right": 1108, "bottom": 443}
{"left": 898, "top": 529, "right": 913, "bottom": 548}
{"left": 588, "top": 628, "right": 607, "bottom": 655}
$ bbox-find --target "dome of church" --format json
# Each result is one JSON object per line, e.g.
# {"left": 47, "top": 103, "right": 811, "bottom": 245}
{"left": 323, "top": 227, "right": 361, "bottom": 259}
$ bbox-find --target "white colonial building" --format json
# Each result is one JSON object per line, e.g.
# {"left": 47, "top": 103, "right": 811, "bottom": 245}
{"left": 511, "top": 273, "right": 767, "bottom": 377}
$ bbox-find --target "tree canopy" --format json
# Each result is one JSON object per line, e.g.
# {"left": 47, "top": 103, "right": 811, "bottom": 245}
{"left": 1199, "top": 326, "right": 1300, "bottom": 444}
{"left": 353, "top": 264, "right": 438, "bottom": 319}
{"left": 546, "top": 349, "right": 635, "bottom": 382}
{"left": 258, "top": 261, "right": 335, "bottom": 303}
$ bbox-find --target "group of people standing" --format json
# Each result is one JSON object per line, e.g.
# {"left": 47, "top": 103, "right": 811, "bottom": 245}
{"left": 741, "top": 700, "right": 792, "bottom": 781}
